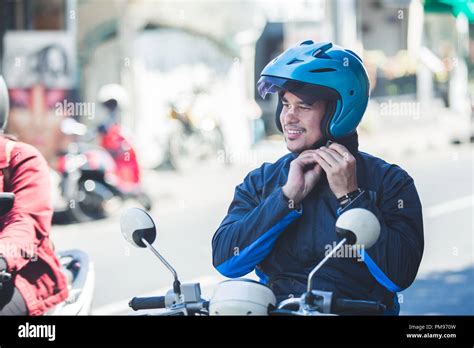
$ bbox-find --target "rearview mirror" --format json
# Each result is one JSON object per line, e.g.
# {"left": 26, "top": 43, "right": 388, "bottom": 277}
{"left": 0, "top": 192, "right": 15, "bottom": 216}
{"left": 335, "top": 208, "right": 380, "bottom": 249}
{"left": 0, "top": 76, "right": 10, "bottom": 130}
{"left": 120, "top": 208, "right": 156, "bottom": 248}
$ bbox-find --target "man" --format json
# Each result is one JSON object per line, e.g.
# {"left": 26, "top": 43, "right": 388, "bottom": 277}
{"left": 211, "top": 41, "right": 424, "bottom": 314}
{"left": 0, "top": 75, "right": 69, "bottom": 315}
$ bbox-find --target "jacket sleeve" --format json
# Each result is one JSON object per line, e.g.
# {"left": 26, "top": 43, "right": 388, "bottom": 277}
{"left": 212, "top": 168, "right": 302, "bottom": 278}
{"left": 337, "top": 165, "right": 424, "bottom": 291}
{"left": 0, "top": 143, "right": 53, "bottom": 272}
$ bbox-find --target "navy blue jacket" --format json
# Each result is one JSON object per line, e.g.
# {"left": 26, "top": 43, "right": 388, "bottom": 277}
{"left": 212, "top": 134, "right": 424, "bottom": 312}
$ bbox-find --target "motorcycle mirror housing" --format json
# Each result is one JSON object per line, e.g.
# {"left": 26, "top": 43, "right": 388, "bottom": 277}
{"left": 0, "top": 192, "right": 15, "bottom": 216}
{"left": 120, "top": 207, "right": 181, "bottom": 295}
{"left": 0, "top": 75, "right": 9, "bottom": 131}
{"left": 120, "top": 208, "right": 156, "bottom": 248}
{"left": 335, "top": 208, "right": 380, "bottom": 249}
{"left": 306, "top": 208, "right": 381, "bottom": 294}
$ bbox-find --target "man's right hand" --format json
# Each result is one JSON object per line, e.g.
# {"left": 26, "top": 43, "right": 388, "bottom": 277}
{"left": 282, "top": 150, "right": 322, "bottom": 205}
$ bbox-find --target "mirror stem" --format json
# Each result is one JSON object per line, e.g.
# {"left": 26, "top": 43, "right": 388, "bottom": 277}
{"left": 142, "top": 238, "right": 181, "bottom": 294}
{"left": 173, "top": 280, "right": 181, "bottom": 295}
{"left": 307, "top": 238, "right": 346, "bottom": 293}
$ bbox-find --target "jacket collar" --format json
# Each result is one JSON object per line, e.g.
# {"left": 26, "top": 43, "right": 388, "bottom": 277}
{"left": 335, "top": 132, "right": 359, "bottom": 157}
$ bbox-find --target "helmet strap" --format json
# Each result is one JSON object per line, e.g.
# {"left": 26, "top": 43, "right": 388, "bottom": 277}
{"left": 319, "top": 99, "right": 337, "bottom": 141}
{"left": 275, "top": 97, "right": 283, "bottom": 132}
{"left": 305, "top": 99, "right": 338, "bottom": 150}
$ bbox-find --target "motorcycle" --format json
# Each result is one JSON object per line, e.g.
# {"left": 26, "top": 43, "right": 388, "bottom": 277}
{"left": 53, "top": 118, "right": 152, "bottom": 223}
{"left": 165, "top": 101, "right": 228, "bottom": 171}
{"left": 119, "top": 207, "right": 386, "bottom": 316}
{"left": 0, "top": 192, "right": 95, "bottom": 315}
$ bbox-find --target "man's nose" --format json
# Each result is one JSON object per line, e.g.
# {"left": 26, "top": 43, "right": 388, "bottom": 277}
{"left": 284, "top": 106, "right": 299, "bottom": 124}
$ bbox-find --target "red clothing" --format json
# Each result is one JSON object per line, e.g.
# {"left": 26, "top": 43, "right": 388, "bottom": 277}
{"left": 100, "top": 124, "right": 140, "bottom": 192}
{"left": 0, "top": 136, "right": 68, "bottom": 315}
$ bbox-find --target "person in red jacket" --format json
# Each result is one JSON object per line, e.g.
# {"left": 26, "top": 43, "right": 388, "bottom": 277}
{"left": 0, "top": 76, "right": 68, "bottom": 315}
{"left": 97, "top": 84, "right": 140, "bottom": 192}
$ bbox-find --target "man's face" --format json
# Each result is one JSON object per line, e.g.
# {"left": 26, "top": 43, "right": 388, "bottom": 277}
{"left": 280, "top": 91, "right": 326, "bottom": 153}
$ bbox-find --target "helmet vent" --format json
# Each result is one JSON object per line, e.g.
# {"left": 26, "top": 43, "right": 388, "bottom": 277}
{"left": 300, "top": 40, "right": 314, "bottom": 46}
{"left": 312, "top": 43, "right": 333, "bottom": 58}
{"left": 287, "top": 58, "right": 304, "bottom": 65}
{"left": 309, "top": 68, "right": 336, "bottom": 73}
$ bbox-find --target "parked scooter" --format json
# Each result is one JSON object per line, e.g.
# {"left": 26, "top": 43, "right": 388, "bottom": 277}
{"left": 0, "top": 192, "right": 95, "bottom": 315}
{"left": 120, "top": 207, "right": 386, "bottom": 316}
{"left": 53, "top": 118, "right": 152, "bottom": 223}
{"left": 166, "top": 99, "right": 227, "bottom": 171}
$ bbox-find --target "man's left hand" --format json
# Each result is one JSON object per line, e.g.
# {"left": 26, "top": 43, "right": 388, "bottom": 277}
{"left": 313, "top": 142, "right": 358, "bottom": 199}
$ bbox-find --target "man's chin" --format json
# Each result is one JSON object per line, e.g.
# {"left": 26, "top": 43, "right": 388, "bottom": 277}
{"left": 286, "top": 141, "right": 308, "bottom": 154}
{"left": 285, "top": 138, "right": 323, "bottom": 154}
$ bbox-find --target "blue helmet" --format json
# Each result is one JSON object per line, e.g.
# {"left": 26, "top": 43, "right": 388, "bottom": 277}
{"left": 257, "top": 41, "right": 370, "bottom": 140}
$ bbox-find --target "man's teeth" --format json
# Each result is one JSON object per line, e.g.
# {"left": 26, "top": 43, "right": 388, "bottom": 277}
{"left": 287, "top": 130, "right": 304, "bottom": 134}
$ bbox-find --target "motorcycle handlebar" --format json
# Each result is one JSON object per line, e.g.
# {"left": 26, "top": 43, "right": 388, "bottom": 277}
{"left": 127, "top": 292, "right": 386, "bottom": 315}
{"left": 129, "top": 296, "right": 166, "bottom": 311}
{"left": 332, "top": 298, "right": 386, "bottom": 315}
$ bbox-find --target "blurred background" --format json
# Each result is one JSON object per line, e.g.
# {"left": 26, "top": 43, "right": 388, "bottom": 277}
{"left": 0, "top": 0, "right": 472, "bottom": 315}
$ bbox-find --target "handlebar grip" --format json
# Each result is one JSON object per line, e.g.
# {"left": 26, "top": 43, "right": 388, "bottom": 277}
{"left": 129, "top": 296, "right": 166, "bottom": 311}
{"left": 268, "top": 308, "right": 299, "bottom": 316}
{"left": 333, "top": 299, "right": 386, "bottom": 315}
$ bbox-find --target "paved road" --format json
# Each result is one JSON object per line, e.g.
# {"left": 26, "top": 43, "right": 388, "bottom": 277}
{"left": 51, "top": 141, "right": 473, "bottom": 315}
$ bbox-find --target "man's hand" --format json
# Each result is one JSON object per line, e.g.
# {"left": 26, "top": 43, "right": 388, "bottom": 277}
{"left": 282, "top": 150, "right": 323, "bottom": 205}
{"left": 313, "top": 143, "right": 358, "bottom": 198}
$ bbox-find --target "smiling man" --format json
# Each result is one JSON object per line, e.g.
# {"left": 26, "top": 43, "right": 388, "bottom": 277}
{"left": 211, "top": 41, "right": 424, "bottom": 315}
